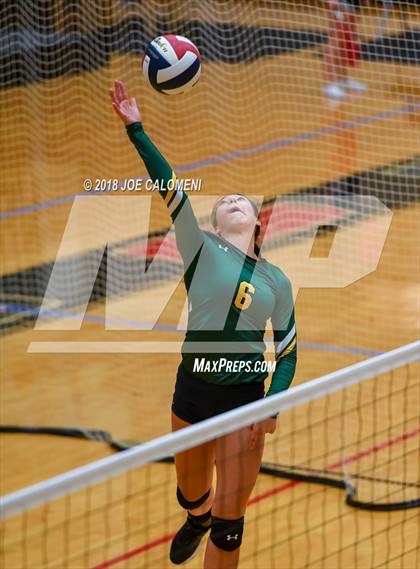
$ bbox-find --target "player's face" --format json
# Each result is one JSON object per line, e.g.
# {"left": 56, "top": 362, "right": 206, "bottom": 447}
{"left": 214, "top": 195, "right": 258, "bottom": 234}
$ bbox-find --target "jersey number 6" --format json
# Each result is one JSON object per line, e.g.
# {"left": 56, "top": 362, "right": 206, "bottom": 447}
{"left": 234, "top": 281, "right": 255, "bottom": 310}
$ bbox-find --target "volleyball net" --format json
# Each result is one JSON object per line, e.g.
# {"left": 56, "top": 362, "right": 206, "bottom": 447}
{"left": 1, "top": 341, "right": 418, "bottom": 569}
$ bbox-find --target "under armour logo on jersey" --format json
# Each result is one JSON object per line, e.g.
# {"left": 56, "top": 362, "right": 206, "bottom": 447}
{"left": 226, "top": 534, "right": 238, "bottom": 541}
{"left": 218, "top": 244, "right": 228, "bottom": 252}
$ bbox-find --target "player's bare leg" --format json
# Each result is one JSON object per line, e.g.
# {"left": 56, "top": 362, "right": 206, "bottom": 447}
{"left": 172, "top": 412, "right": 215, "bottom": 514}
{"left": 203, "top": 424, "right": 265, "bottom": 569}
{"left": 170, "top": 412, "right": 215, "bottom": 564}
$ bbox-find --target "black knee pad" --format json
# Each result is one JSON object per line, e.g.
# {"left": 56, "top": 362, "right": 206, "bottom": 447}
{"left": 210, "top": 516, "right": 244, "bottom": 551}
{"left": 176, "top": 486, "right": 211, "bottom": 510}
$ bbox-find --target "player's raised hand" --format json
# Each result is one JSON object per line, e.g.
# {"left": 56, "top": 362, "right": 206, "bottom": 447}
{"left": 110, "top": 80, "right": 141, "bottom": 125}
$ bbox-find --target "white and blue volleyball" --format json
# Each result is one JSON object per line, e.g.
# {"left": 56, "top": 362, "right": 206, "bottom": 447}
{"left": 142, "top": 35, "right": 201, "bottom": 95}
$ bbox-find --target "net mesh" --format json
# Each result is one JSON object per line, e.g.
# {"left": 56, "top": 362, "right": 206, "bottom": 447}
{"left": 1, "top": 0, "right": 419, "bottom": 450}
{"left": 1, "top": 1, "right": 419, "bottom": 568}
{"left": 1, "top": 0, "right": 419, "bottom": 359}
{"left": 1, "top": 348, "right": 419, "bottom": 569}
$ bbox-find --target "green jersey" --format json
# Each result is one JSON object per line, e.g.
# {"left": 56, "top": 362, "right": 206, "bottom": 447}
{"left": 126, "top": 122, "right": 297, "bottom": 396}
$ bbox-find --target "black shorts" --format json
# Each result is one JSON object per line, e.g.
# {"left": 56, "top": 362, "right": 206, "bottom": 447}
{"left": 172, "top": 363, "right": 265, "bottom": 425}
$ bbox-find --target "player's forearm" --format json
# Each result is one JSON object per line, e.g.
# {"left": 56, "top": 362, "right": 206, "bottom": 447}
{"left": 126, "top": 121, "right": 173, "bottom": 188}
{"left": 266, "top": 347, "right": 297, "bottom": 397}
{"left": 126, "top": 121, "right": 204, "bottom": 263}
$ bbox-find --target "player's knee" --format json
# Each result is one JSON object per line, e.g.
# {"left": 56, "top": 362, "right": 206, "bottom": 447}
{"left": 210, "top": 516, "right": 244, "bottom": 551}
{"left": 176, "top": 486, "right": 211, "bottom": 510}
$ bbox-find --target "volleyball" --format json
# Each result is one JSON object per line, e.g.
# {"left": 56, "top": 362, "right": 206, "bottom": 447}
{"left": 142, "top": 35, "right": 201, "bottom": 95}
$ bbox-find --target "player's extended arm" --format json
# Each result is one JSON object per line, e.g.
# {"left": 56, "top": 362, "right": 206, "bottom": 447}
{"left": 248, "top": 280, "right": 296, "bottom": 447}
{"left": 110, "top": 80, "right": 204, "bottom": 263}
{"left": 268, "top": 277, "right": 297, "bottom": 397}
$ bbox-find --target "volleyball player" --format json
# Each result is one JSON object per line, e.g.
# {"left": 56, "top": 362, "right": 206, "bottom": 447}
{"left": 323, "top": 0, "right": 367, "bottom": 99}
{"left": 110, "top": 80, "right": 297, "bottom": 569}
